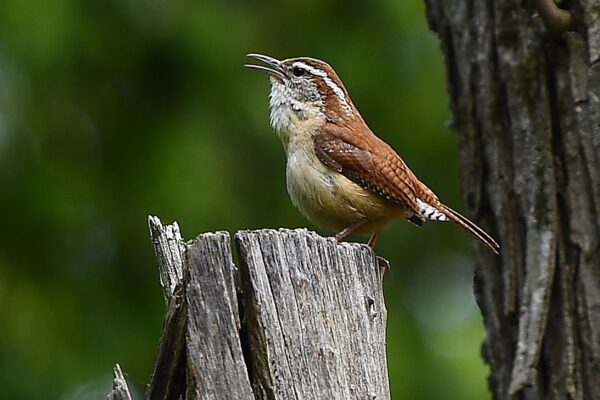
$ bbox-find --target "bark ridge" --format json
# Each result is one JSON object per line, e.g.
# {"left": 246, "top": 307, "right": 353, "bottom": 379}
{"left": 425, "top": 1, "right": 600, "bottom": 398}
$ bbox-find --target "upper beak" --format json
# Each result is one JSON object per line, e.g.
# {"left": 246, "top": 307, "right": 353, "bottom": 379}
{"left": 245, "top": 53, "right": 286, "bottom": 80}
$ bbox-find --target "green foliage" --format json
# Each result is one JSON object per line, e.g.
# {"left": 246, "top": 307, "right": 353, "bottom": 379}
{"left": 0, "top": 0, "right": 489, "bottom": 398}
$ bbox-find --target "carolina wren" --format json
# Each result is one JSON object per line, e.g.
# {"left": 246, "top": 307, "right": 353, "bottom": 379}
{"left": 245, "top": 53, "right": 500, "bottom": 254}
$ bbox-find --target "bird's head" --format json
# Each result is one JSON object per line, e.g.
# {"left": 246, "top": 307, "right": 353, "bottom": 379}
{"left": 246, "top": 53, "right": 357, "bottom": 133}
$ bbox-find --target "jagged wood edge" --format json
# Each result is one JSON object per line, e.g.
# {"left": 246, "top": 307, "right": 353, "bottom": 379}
{"left": 146, "top": 216, "right": 188, "bottom": 400}
{"left": 107, "top": 364, "right": 133, "bottom": 400}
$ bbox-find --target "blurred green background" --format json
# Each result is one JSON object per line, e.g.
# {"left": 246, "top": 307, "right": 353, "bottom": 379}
{"left": 0, "top": 0, "right": 490, "bottom": 398}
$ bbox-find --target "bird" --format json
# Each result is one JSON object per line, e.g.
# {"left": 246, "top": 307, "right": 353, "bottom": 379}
{"left": 245, "top": 53, "right": 499, "bottom": 254}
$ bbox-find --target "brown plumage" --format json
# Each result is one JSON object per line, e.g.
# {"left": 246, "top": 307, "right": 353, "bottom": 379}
{"left": 314, "top": 122, "right": 499, "bottom": 254}
{"left": 246, "top": 53, "right": 500, "bottom": 254}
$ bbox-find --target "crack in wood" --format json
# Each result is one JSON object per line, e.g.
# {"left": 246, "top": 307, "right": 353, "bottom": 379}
{"left": 121, "top": 221, "right": 390, "bottom": 399}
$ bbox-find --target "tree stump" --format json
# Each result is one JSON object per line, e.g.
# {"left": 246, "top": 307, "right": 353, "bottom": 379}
{"left": 109, "top": 216, "right": 390, "bottom": 400}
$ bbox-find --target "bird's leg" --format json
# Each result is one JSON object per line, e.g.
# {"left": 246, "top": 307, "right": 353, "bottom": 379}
{"left": 335, "top": 217, "right": 368, "bottom": 242}
{"left": 367, "top": 230, "right": 380, "bottom": 248}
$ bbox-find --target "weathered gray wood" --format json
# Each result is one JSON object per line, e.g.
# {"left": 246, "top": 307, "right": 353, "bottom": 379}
{"left": 235, "top": 229, "right": 389, "bottom": 400}
{"left": 109, "top": 225, "right": 390, "bottom": 399}
{"left": 146, "top": 216, "right": 187, "bottom": 400}
{"left": 146, "top": 284, "right": 187, "bottom": 400}
{"left": 185, "top": 231, "right": 253, "bottom": 400}
{"left": 148, "top": 215, "right": 186, "bottom": 300}
{"left": 107, "top": 364, "right": 133, "bottom": 400}
{"left": 425, "top": 1, "right": 600, "bottom": 399}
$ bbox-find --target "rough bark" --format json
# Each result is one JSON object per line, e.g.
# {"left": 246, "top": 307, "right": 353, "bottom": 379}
{"left": 425, "top": 1, "right": 600, "bottom": 399}
{"left": 125, "top": 218, "right": 389, "bottom": 400}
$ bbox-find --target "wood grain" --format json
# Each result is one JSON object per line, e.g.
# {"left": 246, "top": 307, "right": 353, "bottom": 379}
{"left": 235, "top": 228, "right": 389, "bottom": 400}
{"left": 111, "top": 224, "right": 390, "bottom": 399}
{"left": 185, "top": 231, "right": 254, "bottom": 399}
{"left": 146, "top": 216, "right": 187, "bottom": 400}
{"left": 107, "top": 364, "right": 133, "bottom": 400}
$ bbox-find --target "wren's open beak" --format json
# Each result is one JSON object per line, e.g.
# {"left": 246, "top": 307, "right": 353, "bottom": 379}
{"left": 245, "top": 53, "right": 286, "bottom": 80}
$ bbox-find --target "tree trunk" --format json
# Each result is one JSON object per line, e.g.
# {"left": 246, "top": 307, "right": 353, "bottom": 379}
{"left": 425, "top": 1, "right": 600, "bottom": 399}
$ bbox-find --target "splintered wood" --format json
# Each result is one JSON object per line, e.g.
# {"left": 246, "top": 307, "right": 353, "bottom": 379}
{"left": 138, "top": 217, "right": 389, "bottom": 400}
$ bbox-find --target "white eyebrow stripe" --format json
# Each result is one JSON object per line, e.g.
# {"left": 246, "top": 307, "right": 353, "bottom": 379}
{"left": 293, "top": 61, "right": 352, "bottom": 114}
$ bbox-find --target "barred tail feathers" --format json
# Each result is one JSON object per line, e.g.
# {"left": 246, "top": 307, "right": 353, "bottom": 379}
{"left": 417, "top": 197, "right": 500, "bottom": 254}
{"left": 416, "top": 198, "right": 449, "bottom": 222}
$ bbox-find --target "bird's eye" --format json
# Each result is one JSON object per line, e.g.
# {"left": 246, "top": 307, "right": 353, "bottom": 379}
{"left": 292, "top": 67, "right": 305, "bottom": 77}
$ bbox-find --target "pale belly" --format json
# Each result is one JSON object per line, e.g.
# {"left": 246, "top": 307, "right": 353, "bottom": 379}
{"left": 285, "top": 144, "right": 406, "bottom": 233}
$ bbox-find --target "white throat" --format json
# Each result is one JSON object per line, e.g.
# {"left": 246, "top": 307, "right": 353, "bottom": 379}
{"left": 268, "top": 78, "right": 325, "bottom": 150}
